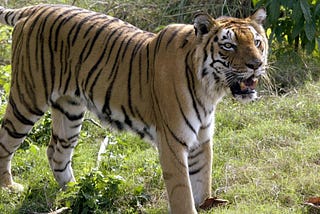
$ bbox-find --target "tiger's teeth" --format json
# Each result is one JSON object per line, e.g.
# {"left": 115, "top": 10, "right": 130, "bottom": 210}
{"left": 252, "top": 78, "right": 258, "bottom": 89}
{"left": 240, "top": 82, "right": 247, "bottom": 91}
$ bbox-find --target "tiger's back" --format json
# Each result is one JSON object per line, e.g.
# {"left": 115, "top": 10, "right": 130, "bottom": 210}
{"left": 9, "top": 5, "right": 156, "bottom": 135}
{"left": 0, "top": 4, "right": 268, "bottom": 213}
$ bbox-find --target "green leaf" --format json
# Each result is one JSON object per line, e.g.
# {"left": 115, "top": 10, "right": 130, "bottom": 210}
{"left": 269, "top": 0, "right": 280, "bottom": 23}
{"left": 315, "top": 1, "right": 320, "bottom": 16}
{"left": 292, "top": 1, "right": 303, "bottom": 22}
{"left": 300, "top": 0, "right": 312, "bottom": 22}
{"left": 292, "top": 18, "right": 304, "bottom": 39}
{"left": 305, "top": 21, "right": 316, "bottom": 41}
{"left": 305, "top": 39, "right": 315, "bottom": 54}
{"left": 29, "top": 144, "right": 39, "bottom": 155}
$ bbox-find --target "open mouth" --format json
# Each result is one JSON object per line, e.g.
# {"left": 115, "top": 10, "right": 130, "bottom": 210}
{"left": 230, "top": 75, "right": 258, "bottom": 96}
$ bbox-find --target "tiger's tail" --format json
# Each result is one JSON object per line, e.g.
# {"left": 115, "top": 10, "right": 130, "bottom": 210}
{"left": 0, "top": 7, "right": 17, "bottom": 26}
{"left": 0, "top": 6, "right": 35, "bottom": 27}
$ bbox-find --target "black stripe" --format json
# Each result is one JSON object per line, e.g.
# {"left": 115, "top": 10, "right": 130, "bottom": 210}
{"left": 104, "top": 28, "right": 128, "bottom": 72}
{"left": 39, "top": 9, "right": 58, "bottom": 103}
{"left": 54, "top": 8, "right": 84, "bottom": 50}
{"left": 188, "top": 160, "right": 199, "bottom": 168}
{"left": 138, "top": 50, "right": 143, "bottom": 97}
{"left": 166, "top": 28, "right": 181, "bottom": 48}
{"left": 127, "top": 35, "right": 147, "bottom": 117}
{"left": 212, "top": 71, "right": 221, "bottom": 83}
{"left": 185, "top": 52, "right": 202, "bottom": 123}
{"left": 52, "top": 134, "right": 77, "bottom": 148}
{"left": 135, "top": 110, "right": 154, "bottom": 140}
{"left": 121, "top": 31, "right": 141, "bottom": 61}
{"left": 189, "top": 164, "right": 205, "bottom": 175}
{"left": 162, "top": 124, "right": 188, "bottom": 172}
{"left": 5, "top": 11, "right": 14, "bottom": 26}
{"left": 180, "top": 30, "right": 193, "bottom": 48}
{"left": 154, "top": 27, "right": 168, "bottom": 59}
{"left": 174, "top": 86, "right": 197, "bottom": 135}
{"left": 71, "top": 13, "right": 103, "bottom": 46}
{"left": 102, "top": 35, "right": 127, "bottom": 115}
{"left": 213, "top": 59, "right": 229, "bottom": 68}
{"left": 78, "top": 39, "right": 90, "bottom": 65}
{"left": 2, "top": 119, "right": 28, "bottom": 139}
{"left": 84, "top": 27, "right": 128, "bottom": 93}
{"left": 188, "top": 149, "right": 204, "bottom": 160}
{"left": 146, "top": 44, "right": 150, "bottom": 82}
{"left": 83, "top": 28, "right": 124, "bottom": 91}
{"left": 63, "top": 68, "right": 72, "bottom": 94}
{"left": 51, "top": 102, "right": 84, "bottom": 121}
{"left": 67, "top": 133, "right": 80, "bottom": 141}
{"left": 70, "top": 123, "right": 82, "bottom": 129}
{"left": 121, "top": 106, "right": 132, "bottom": 127}
{"left": 83, "top": 18, "right": 120, "bottom": 61}
{"left": 52, "top": 8, "right": 82, "bottom": 51}
{"left": 188, "top": 50, "right": 210, "bottom": 116}
{"left": 58, "top": 40, "right": 64, "bottom": 90}
{"left": 23, "top": 7, "right": 52, "bottom": 104}
{"left": 203, "top": 49, "right": 208, "bottom": 63}
{"left": 88, "top": 68, "right": 103, "bottom": 101}
{"left": 0, "top": 142, "right": 13, "bottom": 156}
{"left": 200, "top": 123, "right": 211, "bottom": 130}
{"left": 9, "top": 97, "right": 35, "bottom": 126}
{"left": 201, "top": 139, "right": 210, "bottom": 144}
{"left": 166, "top": 123, "right": 188, "bottom": 147}
{"left": 113, "top": 120, "right": 124, "bottom": 130}
{"left": 54, "top": 160, "right": 71, "bottom": 172}
{"left": 202, "top": 68, "right": 208, "bottom": 77}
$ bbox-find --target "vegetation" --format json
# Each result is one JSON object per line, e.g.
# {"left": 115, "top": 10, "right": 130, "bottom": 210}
{"left": 0, "top": 0, "right": 319, "bottom": 213}
{"left": 254, "top": 0, "right": 320, "bottom": 53}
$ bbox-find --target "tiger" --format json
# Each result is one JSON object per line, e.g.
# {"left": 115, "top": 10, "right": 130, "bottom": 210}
{"left": 0, "top": 4, "right": 268, "bottom": 213}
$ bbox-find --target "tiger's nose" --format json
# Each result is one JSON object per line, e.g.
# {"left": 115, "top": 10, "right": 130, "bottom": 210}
{"left": 246, "top": 59, "right": 262, "bottom": 70}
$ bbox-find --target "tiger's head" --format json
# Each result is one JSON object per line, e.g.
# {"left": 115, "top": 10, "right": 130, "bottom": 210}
{"left": 193, "top": 9, "right": 268, "bottom": 103}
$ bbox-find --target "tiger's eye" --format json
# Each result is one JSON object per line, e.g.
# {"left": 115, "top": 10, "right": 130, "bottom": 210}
{"left": 224, "top": 43, "right": 232, "bottom": 48}
{"left": 222, "top": 43, "right": 235, "bottom": 50}
{"left": 254, "top": 40, "right": 261, "bottom": 47}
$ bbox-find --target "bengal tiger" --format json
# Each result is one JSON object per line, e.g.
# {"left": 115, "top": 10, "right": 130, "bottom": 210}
{"left": 0, "top": 4, "right": 268, "bottom": 213}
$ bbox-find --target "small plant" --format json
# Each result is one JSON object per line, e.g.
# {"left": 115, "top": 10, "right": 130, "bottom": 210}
{"left": 63, "top": 171, "right": 125, "bottom": 213}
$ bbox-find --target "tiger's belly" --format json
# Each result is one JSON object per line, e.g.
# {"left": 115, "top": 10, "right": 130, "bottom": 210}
{"left": 89, "top": 104, "right": 157, "bottom": 142}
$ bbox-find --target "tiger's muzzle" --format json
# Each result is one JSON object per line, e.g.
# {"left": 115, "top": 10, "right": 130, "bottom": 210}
{"left": 229, "top": 75, "right": 259, "bottom": 102}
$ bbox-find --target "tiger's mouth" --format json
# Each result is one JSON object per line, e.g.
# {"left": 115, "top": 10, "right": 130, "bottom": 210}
{"left": 230, "top": 75, "right": 258, "bottom": 97}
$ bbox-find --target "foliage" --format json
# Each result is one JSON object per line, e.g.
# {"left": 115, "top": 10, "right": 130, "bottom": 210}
{"left": 266, "top": 50, "right": 320, "bottom": 94}
{"left": 0, "top": 25, "right": 12, "bottom": 64}
{"left": 254, "top": 0, "right": 320, "bottom": 54}
{"left": 2, "top": 0, "right": 252, "bottom": 32}
{"left": 64, "top": 171, "right": 125, "bottom": 213}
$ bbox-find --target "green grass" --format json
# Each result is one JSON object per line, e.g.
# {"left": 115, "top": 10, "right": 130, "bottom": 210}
{"left": 0, "top": 79, "right": 319, "bottom": 213}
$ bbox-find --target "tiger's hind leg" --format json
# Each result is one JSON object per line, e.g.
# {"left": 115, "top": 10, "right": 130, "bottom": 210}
{"left": 0, "top": 96, "right": 46, "bottom": 190}
{"left": 47, "top": 96, "right": 85, "bottom": 188}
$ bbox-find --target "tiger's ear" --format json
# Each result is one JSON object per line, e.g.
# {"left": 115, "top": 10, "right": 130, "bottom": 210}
{"left": 193, "top": 12, "right": 215, "bottom": 37}
{"left": 250, "top": 8, "right": 266, "bottom": 25}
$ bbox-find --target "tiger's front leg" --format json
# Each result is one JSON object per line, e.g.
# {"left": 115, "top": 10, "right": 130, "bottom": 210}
{"left": 188, "top": 141, "right": 212, "bottom": 207}
{"left": 158, "top": 133, "right": 197, "bottom": 214}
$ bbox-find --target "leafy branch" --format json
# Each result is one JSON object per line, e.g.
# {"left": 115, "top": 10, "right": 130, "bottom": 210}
{"left": 254, "top": 0, "right": 320, "bottom": 53}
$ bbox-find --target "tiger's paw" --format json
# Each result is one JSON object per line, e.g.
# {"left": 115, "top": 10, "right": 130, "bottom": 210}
{"left": 199, "top": 197, "right": 229, "bottom": 210}
{"left": 2, "top": 182, "right": 24, "bottom": 192}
